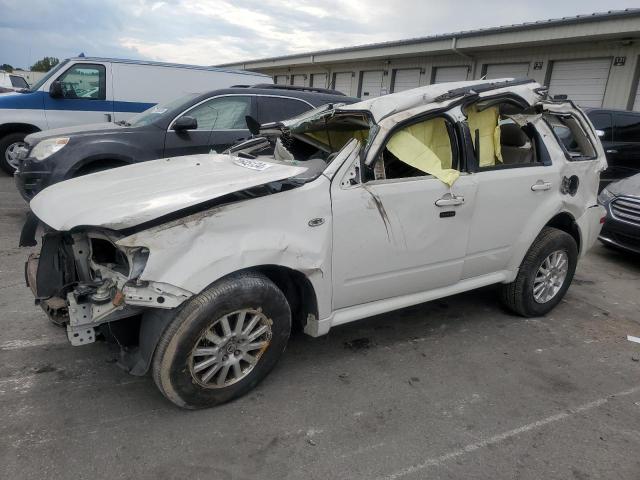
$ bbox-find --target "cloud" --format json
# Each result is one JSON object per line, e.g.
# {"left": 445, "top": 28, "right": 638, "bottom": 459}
{"left": 1, "top": 0, "right": 638, "bottom": 68}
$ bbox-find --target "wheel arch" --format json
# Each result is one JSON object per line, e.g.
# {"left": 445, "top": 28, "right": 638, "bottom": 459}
{"left": 0, "top": 122, "right": 41, "bottom": 137}
{"left": 544, "top": 211, "right": 581, "bottom": 252}
{"left": 68, "top": 154, "right": 133, "bottom": 178}
{"left": 243, "top": 264, "right": 319, "bottom": 333}
{"left": 122, "top": 264, "right": 320, "bottom": 377}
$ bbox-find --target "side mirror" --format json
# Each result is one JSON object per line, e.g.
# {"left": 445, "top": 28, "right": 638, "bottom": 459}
{"left": 173, "top": 116, "right": 197, "bottom": 131}
{"left": 49, "top": 81, "right": 63, "bottom": 98}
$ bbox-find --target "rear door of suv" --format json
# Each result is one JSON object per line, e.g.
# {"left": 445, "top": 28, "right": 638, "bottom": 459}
{"left": 589, "top": 110, "right": 640, "bottom": 186}
{"left": 611, "top": 111, "right": 640, "bottom": 182}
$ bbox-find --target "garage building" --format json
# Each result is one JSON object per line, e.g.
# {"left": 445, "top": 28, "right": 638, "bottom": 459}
{"left": 220, "top": 9, "right": 640, "bottom": 110}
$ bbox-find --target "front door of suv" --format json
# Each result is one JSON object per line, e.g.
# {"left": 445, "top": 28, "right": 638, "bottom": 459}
{"left": 164, "top": 95, "right": 254, "bottom": 157}
{"left": 330, "top": 116, "right": 478, "bottom": 310}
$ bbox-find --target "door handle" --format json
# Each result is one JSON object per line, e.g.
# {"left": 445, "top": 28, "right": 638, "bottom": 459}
{"left": 435, "top": 193, "right": 464, "bottom": 207}
{"left": 605, "top": 149, "right": 618, "bottom": 154}
{"left": 531, "top": 181, "right": 551, "bottom": 191}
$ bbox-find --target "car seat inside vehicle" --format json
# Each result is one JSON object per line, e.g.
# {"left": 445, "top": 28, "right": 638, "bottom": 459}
{"left": 500, "top": 122, "right": 534, "bottom": 165}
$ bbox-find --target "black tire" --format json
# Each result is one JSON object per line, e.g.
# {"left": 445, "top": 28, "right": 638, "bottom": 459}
{"left": 152, "top": 272, "right": 291, "bottom": 409}
{"left": 500, "top": 227, "right": 578, "bottom": 317}
{"left": 0, "top": 132, "right": 28, "bottom": 175}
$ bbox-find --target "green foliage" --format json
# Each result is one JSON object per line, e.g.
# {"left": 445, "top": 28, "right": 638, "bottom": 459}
{"left": 0, "top": 63, "right": 13, "bottom": 72}
{"left": 30, "top": 57, "right": 60, "bottom": 72}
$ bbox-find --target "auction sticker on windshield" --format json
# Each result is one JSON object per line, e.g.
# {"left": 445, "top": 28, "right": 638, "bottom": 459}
{"left": 233, "top": 158, "right": 273, "bottom": 171}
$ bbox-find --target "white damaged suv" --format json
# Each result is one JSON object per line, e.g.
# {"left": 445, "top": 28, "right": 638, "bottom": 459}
{"left": 23, "top": 79, "right": 607, "bottom": 408}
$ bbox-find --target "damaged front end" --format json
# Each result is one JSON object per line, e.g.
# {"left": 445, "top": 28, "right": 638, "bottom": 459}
{"left": 26, "top": 228, "right": 191, "bottom": 345}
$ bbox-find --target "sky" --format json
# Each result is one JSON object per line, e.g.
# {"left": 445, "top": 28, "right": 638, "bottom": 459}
{"left": 0, "top": 0, "right": 638, "bottom": 69}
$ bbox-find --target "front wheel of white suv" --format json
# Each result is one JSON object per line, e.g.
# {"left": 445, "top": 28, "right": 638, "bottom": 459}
{"left": 501, "top": 227, "right": 578, "bottom": 317}
{"left": 151, "top": 272, "right": 291, "bottom": 409}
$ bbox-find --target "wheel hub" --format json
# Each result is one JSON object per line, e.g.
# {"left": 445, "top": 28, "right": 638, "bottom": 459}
{"left": 533, "top": 250, "right": 569, "bottom": 304}
{"left": 189, "top": 308, "right": 272, "bottom": 388}
{"left": 5, "top": 141, "right": 27, "bottom": 170}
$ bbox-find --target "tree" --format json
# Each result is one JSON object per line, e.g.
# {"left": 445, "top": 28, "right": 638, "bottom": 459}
{"left": 30, "top": 57, "right": 59, "bottom": 72}
{"left": 0, "top": 64, "right": 13, "bottom": 72}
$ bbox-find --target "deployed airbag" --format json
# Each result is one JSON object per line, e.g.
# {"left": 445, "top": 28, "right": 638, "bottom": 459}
{"left": 386, "top": 117, "right": 459, "bottom": 186}
{"left": 467, "top": 105, "right": 502, "bottom": 167}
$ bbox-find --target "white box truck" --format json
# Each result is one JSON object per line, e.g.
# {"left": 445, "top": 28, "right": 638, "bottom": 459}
{"left": 0, "top": 57, "right": 271, "bottom": 173}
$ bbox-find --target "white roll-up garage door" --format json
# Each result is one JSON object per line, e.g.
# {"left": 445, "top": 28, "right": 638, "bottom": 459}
{"left": 333, "top": 72, "right": 353, "bottom": 96}
{"left": 548, "top": 58, "right": 611, "bottom": 108}
{"left": 291, "top": 75, "right": 306, "bottom": 87}
{"left": 392, "top": 69, "right": 421, "bottom": 92}
{"left": 360, "top": 71, "right": 384, "bottom": 98}
{"left": 274, "top": 75, "right": 287, "bottom": 85}
{"left": 311, "top": 73, "right": 327, "bottom": 88}
{"left": 433, "top": 66, "right": 469, "bottom": 84}
{"left": 484, "top": 63, "right": 530, "bottom": 79}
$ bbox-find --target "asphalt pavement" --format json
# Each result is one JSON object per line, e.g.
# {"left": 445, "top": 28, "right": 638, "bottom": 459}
{"left": 1, "top": 174, "right": 639, "bottom": 480}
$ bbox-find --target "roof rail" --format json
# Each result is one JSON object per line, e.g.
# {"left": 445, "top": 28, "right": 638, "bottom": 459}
{"left": 250, "top": 83, "right": 346, "bottom": 96}
{"left": 434, "top": 78, "right": 536, "bottom": 102}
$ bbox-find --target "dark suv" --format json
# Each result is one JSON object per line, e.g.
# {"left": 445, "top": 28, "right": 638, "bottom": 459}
{"left": 586, "top": 108, "right": 640, "bottom": 187}
{"left": 15, "top": 85, "right": 358, "bottom": 199}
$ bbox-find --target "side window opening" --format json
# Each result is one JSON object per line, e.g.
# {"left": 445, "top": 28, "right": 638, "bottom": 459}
{"left": 372, "top": 116, "right": 460, "bottom": 185}
{"left": 57, "top": 64, "right": 106, "bottom": 100}
{"left": 545, "top": 114, "right": 596, "bottom": 160}
{"left": 182, "top": 96, "right": 251, "bottom": 130}
{"left": 9, "top": 75, "right": 28, "bottom": 89}
{"left": 613, "top": 113, "right": 640, "bottom": 143}
{"left": 464, "top": 101, "right": 541, "bottom": 170}
{"left": 257, "top": 97, "right": 311, "bottom": 124}
{"left": 589, "top": 112, "right": 612, "bottom": 141}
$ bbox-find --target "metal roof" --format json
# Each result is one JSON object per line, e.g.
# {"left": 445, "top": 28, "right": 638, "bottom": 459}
{"left": 217, "top": 9, "right": 640, "bottom": 67}
{"left": 68, "top": 57, "right": 270, "bottom": 77}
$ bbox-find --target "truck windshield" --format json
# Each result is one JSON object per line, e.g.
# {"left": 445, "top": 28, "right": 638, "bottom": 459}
{"left": 28, "top": 60, "right": 69, "bottom": 92}
{"left": 128, "top": 93, "right": 200, "bottom": 127}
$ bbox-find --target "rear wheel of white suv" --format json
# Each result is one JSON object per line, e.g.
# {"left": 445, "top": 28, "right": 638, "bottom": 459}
{"left": 501, "top": 227, "right": 578, "bottom": 317}
{"left": 152, "top": 272, "right": 291, "bottom": 409}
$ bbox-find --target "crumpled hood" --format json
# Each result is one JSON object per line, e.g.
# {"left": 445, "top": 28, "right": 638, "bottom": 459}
{"left": 30, "top": 153, "right": 307, "bottom": 231}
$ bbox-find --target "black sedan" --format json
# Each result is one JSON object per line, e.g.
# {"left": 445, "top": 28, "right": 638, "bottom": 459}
{"left": 15, "top": 85, "right": 358, "bottom": 200}
{"left": 598, "top": 172, "right": 640, "bottom": 254}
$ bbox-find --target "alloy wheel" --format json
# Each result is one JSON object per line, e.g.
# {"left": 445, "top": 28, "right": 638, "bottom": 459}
{"left": 189, "top": 308, "right": 272, "bottom": 388}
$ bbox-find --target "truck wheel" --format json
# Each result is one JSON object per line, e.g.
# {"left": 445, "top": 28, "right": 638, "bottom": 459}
{"left": 500, "top": 227, "right": 578, "bottom": 317}
{"left": 0, "top": 132, "right": 28, "bottom": 175}
{"left": 151, "top": 272, "right": 291, "bottom": 409}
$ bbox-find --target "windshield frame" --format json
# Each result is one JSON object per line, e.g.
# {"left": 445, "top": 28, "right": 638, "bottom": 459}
{"left": 29, "top": 59, "right": 70, "bottom": 92}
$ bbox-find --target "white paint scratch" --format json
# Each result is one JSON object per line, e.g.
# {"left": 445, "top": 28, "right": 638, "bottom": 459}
{"left": 382, "top": 385, "right": 640, "bottom": 480}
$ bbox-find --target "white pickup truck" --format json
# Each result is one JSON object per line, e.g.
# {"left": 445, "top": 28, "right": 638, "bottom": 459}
{"left": 24, "top": 78, "right": 607, "bottom": 408}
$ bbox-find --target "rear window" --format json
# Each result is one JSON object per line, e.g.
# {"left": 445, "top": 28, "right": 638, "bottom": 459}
{"left": 257, "top": 97, "right": 311, "bottom": 124}
{"left": 614, "top": 113, "right": 640, "bottom": 143}
{"left": 545, "top": 114, "right": 596, "bottom": 160}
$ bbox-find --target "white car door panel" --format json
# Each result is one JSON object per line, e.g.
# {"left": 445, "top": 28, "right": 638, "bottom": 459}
{"left": 461, "top": 164, "right": 560, "bottom": 279}
{"left": 331, "top": 174, "right": 478, "bottom": 310}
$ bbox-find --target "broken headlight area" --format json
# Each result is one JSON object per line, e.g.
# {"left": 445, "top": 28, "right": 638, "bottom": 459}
{"left": 26, "top": 229, "right": 190, "bottom": 346}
